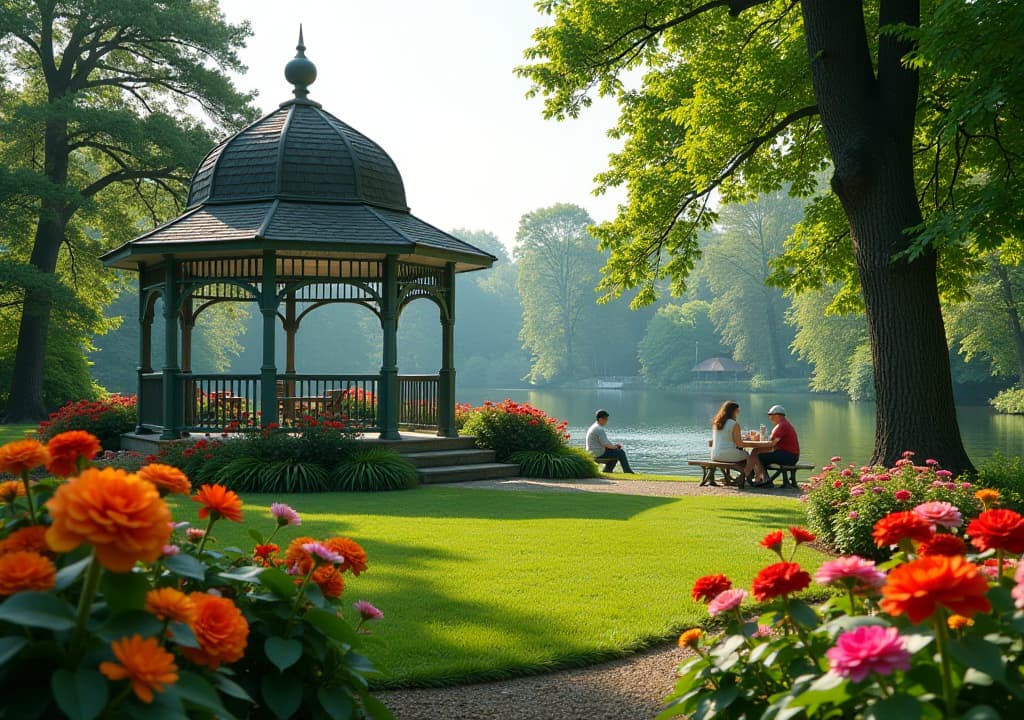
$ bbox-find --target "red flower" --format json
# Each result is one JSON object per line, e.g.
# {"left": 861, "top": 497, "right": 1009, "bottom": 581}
{"left": 752, "top": 562, "right": 811, "bottom": 601}
{"left": 918, "top": 534, "right": 968, "bottom": 557}
{"left": 45, "top": 431, "right": 102, "bottom": 476}
{"left": 691, "top": 574, "right": 732, "bottom": 603}
{"left": 881, "top": 555, "right": 991, "bottom": 624}
{"left": 872, "top": 511, "right": 934, "bottom": 548}
{"left": 760, "top": 531, "right": 785, "bottom": 552}
{"left": 192, "top": 484, "right": 243, "bottom": 523}
{"left": 966, "top": 509, "right": 1024, "bottom": 554}
{"left": 789, "top": 527, "right": 816, "bottom": 545}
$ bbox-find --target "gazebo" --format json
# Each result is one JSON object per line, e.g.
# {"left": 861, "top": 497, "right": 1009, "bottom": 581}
{"left": 691, "top": 356, "right": 749, "bottom": 380}
{"left": 101, "top": 33, "right": 495, "bottom": 441}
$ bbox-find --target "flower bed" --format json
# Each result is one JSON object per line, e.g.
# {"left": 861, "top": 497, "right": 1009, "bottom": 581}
{"left": 0, "top": 433, "right": 390, "bottom": 719}
{"left": 664, "top": 492, "right": 1024, "bottom": 719}
{"left": 37, "top": 394, "right": 137, "bottom": 450}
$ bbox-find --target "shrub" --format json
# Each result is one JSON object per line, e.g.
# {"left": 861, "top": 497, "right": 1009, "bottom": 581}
{"left": 991, "top": 386, "right": 1024, "bottom": 414}
{"left": 508, "top": 446, "right": 600, "bottom": 479}
{"left": 461, "top": 399, "right": 568, "bottom": 461}
{"left": 36, "top": 394, "right": 137, "bottom": 450}
{"left": 454, "top": 402, "right": 474, "bottom": 430}
{"left": 804, "top": 451, "right": 980, "bottom": 560}
{"left": 972, "top": 452, "right": 1024, "bottom": 512}
{"left": 332, "top": 447, "right": 419, "bottom": 492}
{"left": 666, "top": 499, "right": 1024, "bottom": 720}
{"left": 0, "top": 432, "right": 389, "bottom": 719}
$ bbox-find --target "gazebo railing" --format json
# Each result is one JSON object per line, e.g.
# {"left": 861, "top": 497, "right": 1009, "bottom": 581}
{"left": 276, "top": 374, "right": 380, "bottom": 429}
{"left": 183, "top": 374, "right": 262, "bottom": 431}
{"left": 399, "top": 375, "right": 439, "bottom": 428}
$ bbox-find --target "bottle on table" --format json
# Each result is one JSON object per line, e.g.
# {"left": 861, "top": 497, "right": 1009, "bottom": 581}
{"left": 759, "top": 423, "right": 767, "bottom": 441}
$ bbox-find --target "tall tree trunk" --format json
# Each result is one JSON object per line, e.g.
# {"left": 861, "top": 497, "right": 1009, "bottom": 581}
{"left": 992, "top": 263, "right": 1024, "bottom": 379}
{"left": 4, "top": 114, "right": 68, "bottom": 423}
{"left": 802, "top": 0, "right": 972, "bottom": 473}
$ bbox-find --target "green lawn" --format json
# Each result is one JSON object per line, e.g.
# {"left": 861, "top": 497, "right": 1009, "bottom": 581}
{"left": 0, "top": 424, "right": 35, "bottom": 443}
{"left": 180, "top": 486, "right": 820, "bottom": 687}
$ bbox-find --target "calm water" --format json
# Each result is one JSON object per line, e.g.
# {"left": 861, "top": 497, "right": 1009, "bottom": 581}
{"left": 457, "top": 387, "right": 1024, "bottom": 476}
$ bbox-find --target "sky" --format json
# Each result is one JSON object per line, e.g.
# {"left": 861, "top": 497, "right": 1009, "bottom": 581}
{"left": 217, "top": 0, "right": 626, "bottom": 256}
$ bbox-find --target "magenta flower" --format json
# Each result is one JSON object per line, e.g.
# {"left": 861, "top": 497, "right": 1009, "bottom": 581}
{"left": 271, "top": 502, "right": 301, "bottom": 527}
{"left": 913, "top": 501, "right": 962, "bottom": 529}
{"left": 894, "top": 490, "right": 912, "bottom": 501}
{"left": 875, "top": 473, "right": 891, "bottom": 482}
{"left": 708, "top": 588, "right": 748, "bottom": 616}
{"left": 850, "top": 487, "right": 865, "bottom": 497}
{"left": 751, "top": 624, "right": 772, "bottom": 638}
{"left": 354, "top": 600, "right": 384, "bottom": 621}
{"left": 814, "top": 556, "right": 886, "bottom": 593}
{"left": 302, "top": 542, "right": 344, "bottom": 565}
{"left": 840, "top": 469, "right": 853, "bottom": 478}
{"left": 831, "top": 456, "right": 842, "bottom": 463}
{"left": 848, "top": 512, "right": 859, "bottom": 520}
{"left": 871, "top": 486, "right": 884, "bottom": 494}
{"left": 1013, "top": 565, "right": 1024, "bottom": 610}
{"left": 826, "top": 625, "right": 911, "bottom": 682}
{"left": 162, "top": 544, "right": 180, "bottom": 556}
{"left": 935, "top": 469, "right": 953, "bottom": 478}
{"left": 925, "top": 459, "right": 939, "bottom": 467}
{"left": 902, "top": 451, "right": 915, "bottom": 459}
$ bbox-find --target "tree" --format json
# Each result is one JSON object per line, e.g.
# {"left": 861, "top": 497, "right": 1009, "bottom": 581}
{"left": 0, "top": 0, "right": 255, "bottom": 421}
{"left": 699, "top": 191, "right": 804, "bottom": 377}
{"left": 789, "top": 287, "right": 872, "bottom": 400}
{"left": 638, "top": 300, "right": 725, "bottom": 387}
{"left": 515, "top": 203, "right": 604, "bottom": 383}
{"left": 518, "top": 0, "right": 1023, "bottom": 472}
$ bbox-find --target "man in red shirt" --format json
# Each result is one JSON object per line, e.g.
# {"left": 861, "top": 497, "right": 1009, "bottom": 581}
{"left": 752, "top": 404, "right": 800, "bottom": 487}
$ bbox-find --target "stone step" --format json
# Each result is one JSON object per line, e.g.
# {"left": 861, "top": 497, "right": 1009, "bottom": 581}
{"left": 401, "top": 449, "right": 497, "bottom": 468}
{"left": 417, "top": 462, "right": 521, "bottom": 484}
{"left": 363, "top": 435, "right": 478, "bottom": 453}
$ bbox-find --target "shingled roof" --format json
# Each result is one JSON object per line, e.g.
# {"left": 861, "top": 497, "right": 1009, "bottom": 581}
{"left": 102, "top": 34, "right": 494, "bottom": 274}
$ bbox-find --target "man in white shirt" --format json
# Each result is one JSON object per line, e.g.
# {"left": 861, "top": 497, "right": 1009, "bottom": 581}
{"left": 585, "top": 409, "right": 635, "bottom": 473}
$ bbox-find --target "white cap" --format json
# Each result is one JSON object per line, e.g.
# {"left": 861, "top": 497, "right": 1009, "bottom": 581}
{"left": 767, "top": 405, "right": 786, "bottom": 415}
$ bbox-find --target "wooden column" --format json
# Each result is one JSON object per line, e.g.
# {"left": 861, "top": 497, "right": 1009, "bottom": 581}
{"left": 136, "top": 274, "right": 153, "bottom": 434}
{"left": 378, "top": 255, "right": 400, "bottom": 439}
{"left": 160, "top": 258, "right": 180, "bottom": 440}
{"left": 437, "top": 262, "right": 457, "bottom": 438}
{"left": 260, "top": 251, "right": 280, "bottom": 426}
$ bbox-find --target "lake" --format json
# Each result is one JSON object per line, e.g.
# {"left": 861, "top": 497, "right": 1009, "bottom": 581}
{"left": 457, "top": 387, "right": 1024, "bottom": 476}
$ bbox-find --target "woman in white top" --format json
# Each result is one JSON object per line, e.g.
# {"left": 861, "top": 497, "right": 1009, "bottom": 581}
{"left": 710, "top": 400, "right": 763, "bottom": 483}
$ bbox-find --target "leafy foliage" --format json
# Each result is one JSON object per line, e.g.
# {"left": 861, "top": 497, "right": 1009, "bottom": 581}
{"left": 461, "top": 399, "right": 568, "bottom": 461}
{"left": 331, "top": 448, "right": 419, "bottom": 492}
{"left": 992, "top": 388, "right": 1024, "bottom": 415}
{"left": 638, "top": 301, "right": 726, "bottom": 388}
{"left": 971, "top": 453, "right": 1024, "bottom": 514}
{"left": 508, "top": 445, "right": 600, "bottom": 479}
{"left": 36, "top": 395, "right": 137, "bottom": 450}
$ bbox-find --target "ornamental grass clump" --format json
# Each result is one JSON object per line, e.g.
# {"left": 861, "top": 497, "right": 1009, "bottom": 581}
{"left": 803, "top": 451, "right": 980, "bottom": 560}
{"left": 461, "top": 399, "right": 569, "bottom": 461}
{"left": 663, "top": 493, "right": 1024, "bottom": 719}
{"left": 507, "top": 445, "right": 601, "bottom": 479}
{"left": 0, "top": 432, "right": 389, "bottom": 720}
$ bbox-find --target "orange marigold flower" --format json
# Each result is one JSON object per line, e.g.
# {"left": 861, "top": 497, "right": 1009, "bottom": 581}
{"left": 0, "top": 439, "right": 49, "bottom": 476}
{"left": 678, "top": 628, "right": 703, "bottom": 648}
{"left": 872, "top": 511, "right": 934, "bottom": 548}
{"left": 0, "top": 525, "right": 53, "bottom": 557}
{"left": 145, "top": 588, "right": 197, "bottom": 624}
{"left": 192, "top": 484, "right": 243, "bottom": 523}
{"left": 975, "top": 489, "right": 1001, "bottom": 508}
{"left": 0, "top": 550, "right": 56, "bottom": 596}
{"left": 44, "top": 431, "right": 101, "bottom": 477}
{"left": 180, "top": 592, "right": 249, "bottom": 669}
{"left": 138, "top": 464, "right": 191, "bottom": 496}
{"left": 99, "top": 635, "right": 178, "bottom": 703}
{"left": 309, "top": 564, "right": 346, "bottom": 598}
{"left": 947, "top": 614, "right": 974, "bottom": 631}
{"left": 0, "top": 481, "right": 25, "bottom": 501}
{"left": 45, "top": 467, "right": 172, "bottom": 573}
{"left": 966, "top": 509, "right": 1024, "bottom": 555}
{"left": 325, "top": 537, "right": 368, "bottom": 576}
{"left": 284, "top": 536, "right": 317, "bottom": 575}
{"left": 880, "top": 555, "right": 991, "bottom": 624}
{"left": 918, "top": 534, "right": 968, "bottom": 557}
{"left": 752, "top": 562, "right": 812, "bottom": 601}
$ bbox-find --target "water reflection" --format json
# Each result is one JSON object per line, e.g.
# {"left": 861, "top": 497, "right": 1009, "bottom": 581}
{"left": 458, "top": 388, "right": 1024, "bottom": 476}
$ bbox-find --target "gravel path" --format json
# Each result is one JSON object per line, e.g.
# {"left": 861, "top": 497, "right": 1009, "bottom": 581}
{"left": 375, "top": 475, "right": 802, "bottom": 719}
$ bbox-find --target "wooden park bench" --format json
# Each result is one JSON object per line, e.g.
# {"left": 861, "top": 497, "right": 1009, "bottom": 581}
{"left": 762, "top": 462, "right": 816, "bottom": 489}
{"left": 687, "top": 458, "right": 750, "bottom": 489}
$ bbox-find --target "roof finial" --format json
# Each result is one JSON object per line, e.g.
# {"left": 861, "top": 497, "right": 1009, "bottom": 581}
{"left": 283, "top": 24, "right": 317, "bottom": 103}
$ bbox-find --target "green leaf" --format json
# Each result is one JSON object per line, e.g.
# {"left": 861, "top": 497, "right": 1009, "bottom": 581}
{"left": 788, "top": 599, "right": 819, "bottom": 629}
{"left": 167, "top": 621, "right": 200, "bottom": 648}
{"left": 318, "top": 686, "right": 355, "bottom": 719}
{"left": 99, "top": 571, "right": 149, "bottom": 615}
{"left": 258, "top": 567, "right": 297, "bottom": 598}
{"left": 176, "top": 671, "right": 235, "bottom": 720}
{"left": 358, "top": 689, "right": 395, "bottom": 720}
{"left": 949, "top": 636, "right": 1006, "bottom": 683}
{"left": 265, "top": 636, "right": 303, "bottom": 672}
{"left": 54, "top": 555, "right": 93, "bottom": 591}
{"left": 962, "top": 706, "right": 1002, "bottom": 720}
{"left": 212, "top": 672, "right": 255, "bottom": 703}
{"left": 0, "top": 636, "right": 27, "bottom": 666}
{"left": 262, "top": 671, "right": 303, "bottom": 719}
{"left": 304, "top": 608, "right": 360, "bottom": 646}
{"left": 219, "top": 566, "right": 265, "bottom": 583}
{"left": 162, "top": 553, "right": 207, "bottom": 581}
{"left": 97, "top": 610, "right": 163, "bottom": 642}
{"left": 50, "top": 668, "right": 108, "bottom": 720}
{"left": 0, "top": 592, "right": 75, "bottom": 630}
{"left": 864, "top": 694, "right": 922, "bottom": 720}
{"left": 248, "top": 528, "right": 266, "bottom": 544}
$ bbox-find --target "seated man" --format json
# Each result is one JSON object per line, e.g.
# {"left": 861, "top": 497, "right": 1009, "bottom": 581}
{"left": 585, "top": 409, "right": 634, "bottom": 473}
{"left": 754, "top": 404, "right": 800, "bottom": 487}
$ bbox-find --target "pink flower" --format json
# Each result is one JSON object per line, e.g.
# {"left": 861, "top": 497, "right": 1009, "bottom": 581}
{"left": 814, "top": 556, "right": 886, "bottom": 594}
{"left": 707, "top": 589, "right": 748, "bottom": 616}
{"left": 859, "top": 474, "right": 874, "bottom": 483}
{"left": 925, "top": 459, "right": 939, "bottom": 467}
{"left": 354, "top": 600, "right": 384, "bottom": 621}
{"left": 826, "top": 625, "right": 911, "bottom": 683}
{"left": 751, "top": 624, "right": 772, "bottom": 638}
{"left": 1013, "top": 565, "right": 1024, "bottom": 610}
{"left": 840, "top": 469, "right": 853, "bottom": 478}
{"left": 186, "top": 528, "right": 206, "bottom": 543}
{"left": 848, "top": 512, "right": 859, "bottom": 520}
{"left": 875, "top": 474, "right": 891, "bottom": 482}
{"left": 831, "top": 456, "right": 842, "bottom": 463}
{"left": 850, "top": 487, "right": 865, "bottom": 497}
{"left": 872, "top": 486, "right": 884, "bottom": 494}
{"left": 913, "top": 501, "right": 962, "bottom": 529}
{"left": 935, "top": 469, "right": 953, "bottom": 478}
{"left": 271, "top": 503, "right": 301, "bottom": 527}
{"left": 162, "top": 544, "right": 180, "bottom": 557}
{"left": 302, "top": 542, "right": 344, "bottom": 565}
{"left": 895, "top": 490, "right": 912, "bottom": 501}
{"left": 902, "top": 451, "right": 915, "bottom": 459}
{"left": 824, "top": 465, "right": 835, "bottom": 472}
